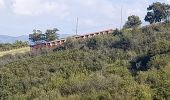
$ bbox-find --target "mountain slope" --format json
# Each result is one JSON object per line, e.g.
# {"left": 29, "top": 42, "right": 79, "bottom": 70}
{"left": 0, "top": 22, "right": 170, "bottom": 99}
{"left": 0, "top": 35, "right": 28, "bottom": 43}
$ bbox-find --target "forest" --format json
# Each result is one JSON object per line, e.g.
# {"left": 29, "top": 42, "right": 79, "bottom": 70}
{"left": 0, "top": 2, "right": 170, "bottom": 100}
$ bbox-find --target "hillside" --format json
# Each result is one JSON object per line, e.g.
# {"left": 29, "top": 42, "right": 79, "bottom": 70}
{"left": 0, "top": 47, "right": 30, "bottom": 57}
{"left": 0, "top": 22, "right": 170, "bottom": 100}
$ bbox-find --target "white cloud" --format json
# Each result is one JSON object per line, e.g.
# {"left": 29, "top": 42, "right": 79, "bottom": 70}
{"left": 81, "top": 19, "right": 96, "bottom": 27}
{"left": 4, "top": 0, "right": 170, "bottom": 36}
{"left": 64, "top": 0, "right": 119, "bottom": 28}
{"left": 11, "top": 0, "right": 149, "bottom": 25}
{"left": 0, "top": 0, "right": 5, "bottom": 8}
{"left": 12, "top": 0, "right": 69, "bottom": 18}
{"left": 166, "top": 0, "right": 170, "bottom": 3}
{"left": 65, "top": 0, "right": 151, "bottom": 31}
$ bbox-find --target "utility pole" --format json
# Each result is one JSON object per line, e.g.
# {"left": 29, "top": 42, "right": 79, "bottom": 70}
{"left": 76, "top": 17, "right": 79, "bottom": 35}
{"left": 120, "top": 7, "right": 123, "bottom": 29}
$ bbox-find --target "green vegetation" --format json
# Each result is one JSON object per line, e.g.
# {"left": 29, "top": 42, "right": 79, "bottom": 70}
{"left": 123, "top": 15, "right": 142, "bottom": 29}
{"left": 0, "top": 21, "right": 169, "bottom": 100}
{"left": 0, "top": 2, "right": 170, "bottom": 100}
{"left": 0, "top": 47, "right": 30, "bottom": 57}
{"left": 0, "top": 40, "right": 28, "bottom": 51}
{"left": 29, "top": 28, "right": 59, "bottom": 44}
{"left": 45, "top": 28, "right": 59, "bottom": 42}
{"left": 145, "top": 2, "right": 170, "bottom": 24}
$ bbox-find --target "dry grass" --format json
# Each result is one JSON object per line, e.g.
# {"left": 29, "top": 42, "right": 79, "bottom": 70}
{"left": 0, "top": 47, "right": 30, "bottom": 57}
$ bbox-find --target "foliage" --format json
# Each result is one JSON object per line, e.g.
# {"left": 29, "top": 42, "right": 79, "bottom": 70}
{"left": 124, "top": 15, "right": 142, "bottom": 29}
{"left": 29, "top": 29, "right": 44, "bottom": 43}
{"left": 112, "top": 28, "right": 122, "bottom": 36}
{"left": 144, "top": 2, "right": 170, "bottom": 24}
{"left": 29, "top": 28, "right": 59, "bottom": 44}
{"left": 0, "top": 4, "right": 170, "bottom": 99}
{"left": 45, "top": 28, "right": 59, "bottom": 42}
{"left": 0, "top": 40, "right": 28, "bottom": 51}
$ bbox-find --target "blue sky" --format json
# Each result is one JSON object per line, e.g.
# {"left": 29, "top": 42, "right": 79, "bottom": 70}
{"left": 0, "top": 0, "right": 169, "bottom": 36}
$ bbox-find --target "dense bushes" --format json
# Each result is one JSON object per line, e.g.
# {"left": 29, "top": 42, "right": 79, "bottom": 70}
{"left": 0, "top": 53, "right": 152, "bottom": 99}
{"left": 136, "top": 57, "right": 170, "bottom": 99}
{"left": 0, "top": 40, "right": 28, "bottom": 51}
{"left": 0, "top": 23, "right": 170, "bottom": 99}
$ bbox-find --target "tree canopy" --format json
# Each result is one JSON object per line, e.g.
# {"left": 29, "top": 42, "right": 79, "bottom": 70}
{"left": 123, "top": 15, "right": 142, "bottom": 29}
{"left": 145, "top": 2, "right": 170, "bottom": 24}
{"left": 45, "top": 28, "right": 59, "bottom": 42}
{"left": 29, "top": 28, "right": 59, "bottom": 45}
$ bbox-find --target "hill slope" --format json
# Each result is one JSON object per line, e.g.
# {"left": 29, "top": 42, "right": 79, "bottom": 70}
{"left": 0, "top": 22, "right": 170, "bottom": 100}
{"left": 0, "top": 47, "right": 30, "bottom": 57}
{"left": 0, "top": 35, "right": 28, "bottom": 43}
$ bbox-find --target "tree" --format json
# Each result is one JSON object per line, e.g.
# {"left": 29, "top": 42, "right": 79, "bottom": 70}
{"left": 86, "top": 37, "right": 99, "bottom": 50}
{"left": 123, "top": 15, "right": 142, "bottom": 28}
{"left": 29, "top": 29, "right": 44, "bottom": 43}
{"left": 13, "top": 40, "right": 28, "bottom": 48}
{"left": 29, "top": 28, "right": 59, "bottom": 45}
{"left": 112, "top": 28, "right": 122, "bottom": 36}
{"left": 145, "top": 2, "right": 170, "bottom": 24}
{"left": 45, "top": 28, "right": 59, "bottom": 42}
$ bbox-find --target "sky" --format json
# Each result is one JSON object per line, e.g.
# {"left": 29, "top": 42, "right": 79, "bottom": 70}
{"left": 0, "top": 0, "right": 169, "bottom": 36}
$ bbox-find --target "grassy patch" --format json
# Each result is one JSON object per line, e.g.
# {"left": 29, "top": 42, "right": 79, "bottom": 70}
{"left": 0, "top": 47, "right": 30, "bottom": 57}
